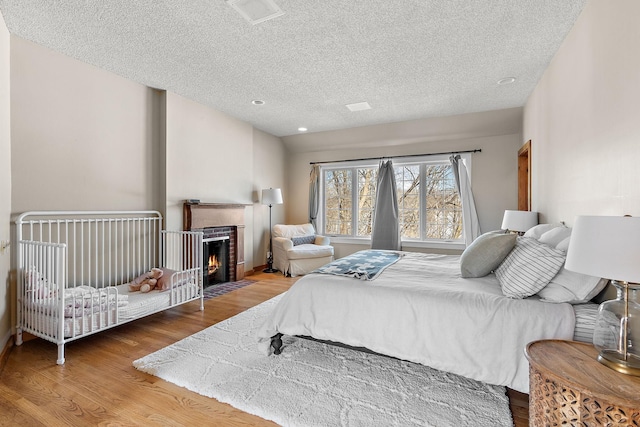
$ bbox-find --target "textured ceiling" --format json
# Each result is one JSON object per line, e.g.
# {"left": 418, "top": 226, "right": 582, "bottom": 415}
{"left": 0, "top": 0, "right": 587, "bottom": 137}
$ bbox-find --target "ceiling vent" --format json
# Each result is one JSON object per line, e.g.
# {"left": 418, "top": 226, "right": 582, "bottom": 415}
{"left": 227, "top": 0, "right": 284, "bottom": 25}
{"left": 346, "top": 102, "right": 372, "bottom": 112}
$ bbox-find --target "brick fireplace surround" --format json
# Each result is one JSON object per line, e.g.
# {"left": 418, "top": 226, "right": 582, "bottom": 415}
{"left": 183, "top": 202, "right": 248, "bottom": 281}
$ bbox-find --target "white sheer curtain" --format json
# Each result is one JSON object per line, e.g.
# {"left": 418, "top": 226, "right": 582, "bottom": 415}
{"left": 449, "top": 154, "right": 481, "bottom": 246}
{"left": 308, "top": 165, "right": 320, "bottom": 230}
{"left": 371, "top": 160, "right": 401, "bottom": 250}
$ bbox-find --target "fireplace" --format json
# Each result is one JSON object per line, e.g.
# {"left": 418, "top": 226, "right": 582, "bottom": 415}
{"left": 183, "top": 202, "right": 247, "bottom": 282}
{"left": 203, "top": 236, "right": 230, "bottom": 286}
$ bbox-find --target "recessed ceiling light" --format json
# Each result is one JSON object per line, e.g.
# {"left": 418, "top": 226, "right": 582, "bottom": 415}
{"left": 298, "top": 127, "right": 308, "bottom": 132}
{"left": 251, "top": 100, "right": 265, "bottom": 105}
{"left": 227, "top": 0, "right": 284, "bottom": 25}
{"left": 346, "top": 101, "right": 372, "bottom": 112}
{"left": 497, "top": 77, "right": 516, "bottom": 85}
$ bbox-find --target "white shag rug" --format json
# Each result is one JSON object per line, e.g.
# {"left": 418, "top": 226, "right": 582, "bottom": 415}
{"left": 133, "top": 295, "right": 514, "bottom": 427}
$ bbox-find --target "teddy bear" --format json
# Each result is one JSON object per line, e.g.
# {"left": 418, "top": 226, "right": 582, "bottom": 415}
{"left": 128, "top": 267, "right": 164, "bottom": 293}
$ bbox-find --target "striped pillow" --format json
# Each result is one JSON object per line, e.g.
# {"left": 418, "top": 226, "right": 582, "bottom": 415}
{"left": 495, "top": 237, "right": 566, "bottom": 299}
{"left": 572, "top": 303, "right": 599, "bottom": 343}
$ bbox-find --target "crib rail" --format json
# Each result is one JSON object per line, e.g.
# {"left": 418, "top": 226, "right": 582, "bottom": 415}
{"left": 16, "top": 211, "right": 163, "bottom": 288}
{"left": 15, "top": 210, "right": 204, "bottom": 365}
{"left": 17, "top": 240, "right": 67, "bottom": 345}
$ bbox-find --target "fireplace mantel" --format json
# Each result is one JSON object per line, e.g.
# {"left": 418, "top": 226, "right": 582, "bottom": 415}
{"left": 183, "top": 202, "right": 248, "bottom": 230}
{"left": 183, "top": 202, "right": 249, "bottom": 280}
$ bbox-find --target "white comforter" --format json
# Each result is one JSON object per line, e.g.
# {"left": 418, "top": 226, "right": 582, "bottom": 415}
{"left": 257, "top": 251, "right": 575, "bottom": 393}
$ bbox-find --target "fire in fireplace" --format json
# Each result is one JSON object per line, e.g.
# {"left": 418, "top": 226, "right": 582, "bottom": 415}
{"left": 203, "top": 236, "right": 230, "bottom": 287}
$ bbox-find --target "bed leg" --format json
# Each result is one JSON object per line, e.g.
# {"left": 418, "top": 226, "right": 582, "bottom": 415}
{"left": 271, "top": 333, "right": 283, "bottom": 355}
{"left": 57, "top": 344, "right": 65, "bottom": 365}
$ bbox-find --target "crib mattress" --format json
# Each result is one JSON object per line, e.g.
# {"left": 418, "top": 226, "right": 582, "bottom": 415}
{"left": 117, "top": 283, "right": 200, "bottom": 321}
{"left": 23, "top": 281, "right": 200, "bottom": 339}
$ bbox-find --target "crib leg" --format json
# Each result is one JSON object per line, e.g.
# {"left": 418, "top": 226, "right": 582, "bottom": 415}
{"left": 271, "top": 333, "right": 283, "bottom": 355}
{"left": 57, "top": 344, "right": 65, "bottom": 365}
{"left": 16, "top": 328, "right": 23, "bottom": 346}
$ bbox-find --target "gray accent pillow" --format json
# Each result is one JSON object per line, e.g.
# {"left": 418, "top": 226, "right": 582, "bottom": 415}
{"left": 291, "top": 235, "right": 316, "bottom": 246}
{"left": 496, "top": 237, "right": 566, "bottom": 299}
{"left": 460, "top": 231, "right": 517, "bottom": 278}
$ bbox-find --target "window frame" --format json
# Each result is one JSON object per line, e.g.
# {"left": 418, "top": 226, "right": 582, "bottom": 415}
{"left": 318, "top": 154, "right": 471, "bottom": 249}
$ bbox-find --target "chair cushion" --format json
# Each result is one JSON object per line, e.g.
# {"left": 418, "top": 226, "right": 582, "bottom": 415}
{"left": 273, "top": 223, "right": 316, "bottom": 238}
{"left": 287, "top": 244, "right": 334, "bottom": 260}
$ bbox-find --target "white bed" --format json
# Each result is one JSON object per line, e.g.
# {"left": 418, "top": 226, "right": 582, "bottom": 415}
{"left": 258, "top": 251, "right": 577, "bottom": 393}
{"left": 257, "top": 224, "right": 606, "bottom": 394}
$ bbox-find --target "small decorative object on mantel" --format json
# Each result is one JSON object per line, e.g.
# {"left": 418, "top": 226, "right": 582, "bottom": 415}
{"left": 186, "top": 199, "right": 200, "bottom": 204}
{"left": 501, "top": 210, "right": 538, "bottom": 235}
{"left": 565, "top": 215, "right": 640, "bottom": 376}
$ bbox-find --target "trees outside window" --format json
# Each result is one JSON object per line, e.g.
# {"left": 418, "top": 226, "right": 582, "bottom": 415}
{"left": 322, "top": 158, "right": 463, "bottom": 243}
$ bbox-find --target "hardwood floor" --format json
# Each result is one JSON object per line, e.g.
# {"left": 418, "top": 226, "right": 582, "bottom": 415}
{"left": 0, "top": 272, "right": 529, "bottom": 426}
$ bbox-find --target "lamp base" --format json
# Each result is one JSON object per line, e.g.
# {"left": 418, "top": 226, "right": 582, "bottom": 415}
{"left": 263, "top": 267, "right": 278, "bottom": 273}
{"left": 598, "top": 349, "right": 640, "bottom": 376}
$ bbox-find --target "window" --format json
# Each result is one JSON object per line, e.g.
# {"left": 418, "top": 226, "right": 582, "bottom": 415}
{"left": 320, "top": 155, "right": 466, "bottom": 244}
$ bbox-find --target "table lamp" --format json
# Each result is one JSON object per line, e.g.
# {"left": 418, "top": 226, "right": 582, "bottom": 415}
{"left": 565, "top": 215, "right": 640, "bottom": 376}
{"left": 501, "top": 210, "right": 538, "bottom": 234}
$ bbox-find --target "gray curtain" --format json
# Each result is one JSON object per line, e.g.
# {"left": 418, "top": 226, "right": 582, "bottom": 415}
{"left": 371, "top": 160, "right": 401, "bottom": 250}
{"left": 308, "top": 165, "right": 320, "bottom": 229}
{"left": 449, "top": 154, "right": 481, "bottom": 246}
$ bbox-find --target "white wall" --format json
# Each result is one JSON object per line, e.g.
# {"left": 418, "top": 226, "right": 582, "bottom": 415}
{"left": 164, "top": 92, "right": 287, "bottom": 270}
{"left": 523, "top": 0, "right": 640, "bottom": 223}
{"left": 251, "top": 128, "right": 286, "bottom": 267}
{"left": 10, "top": 37, "right": 161, "bottom": 213}
{"left": 0, "top": 11, "right": 12, "bottom": 351}
{"left": 284, "top": 108, "right": 523, "bottom": 256}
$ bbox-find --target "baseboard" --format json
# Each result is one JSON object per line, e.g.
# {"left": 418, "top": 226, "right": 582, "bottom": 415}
{"left": 251, "top": 264, "right": 268, "bottom": 273}
{"left": 0, "top": 331, "right": 14, "bottom": 373}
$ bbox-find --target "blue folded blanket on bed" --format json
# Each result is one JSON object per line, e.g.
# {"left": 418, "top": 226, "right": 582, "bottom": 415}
{"left": 312, "top": 250, "right": 402, "bottom": 280}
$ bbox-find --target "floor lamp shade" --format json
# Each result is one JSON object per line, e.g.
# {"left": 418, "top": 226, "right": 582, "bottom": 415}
{"left": 501, "top": 210, "right": 538, "bottom": 233}
{"left": 262, "top": 188, "right": 283, "bottom": 206}
{"left": 261, "top": 188, "right": 283, "bottom": 273}
{"left": 565, "top": 215, "right": 640, "bottom": 375}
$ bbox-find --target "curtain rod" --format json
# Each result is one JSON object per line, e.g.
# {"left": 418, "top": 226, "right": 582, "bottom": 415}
{"left": 309, "top": 148, "right": 481, "bottom": 165}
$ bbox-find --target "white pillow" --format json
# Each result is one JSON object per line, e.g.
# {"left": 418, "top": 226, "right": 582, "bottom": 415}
{"left": 495, "top": 237, "right": 566, "bottom": 299}
{"left": 538, "top": 227, "right": 571, "bottom": 248}
{"left": 523, "top": 223, "right": 564, "bottom": 240}
{"left": 555, "top": 236, "right": 571, "bottom": 252}
{"left": 538, "top": 268, "right": 608, "bottom": 303}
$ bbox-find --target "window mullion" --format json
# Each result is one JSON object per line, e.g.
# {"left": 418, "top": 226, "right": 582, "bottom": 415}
{"left": 352, "top": 167, "right": 359, "bottom": 237}
{"left": 419, "top": 163, "right": 426, "bottom": 240}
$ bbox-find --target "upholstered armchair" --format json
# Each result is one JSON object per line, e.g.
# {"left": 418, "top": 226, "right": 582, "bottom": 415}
{"left": 272, "top": 223, "right": 334, "bottom": 277}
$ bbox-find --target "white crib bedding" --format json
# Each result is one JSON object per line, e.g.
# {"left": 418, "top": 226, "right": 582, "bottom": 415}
{"left": 24, "top": 281, "right": 200, "bottom": 338}
{"left": 116, "top": 282, "right": 200, "bottom": 321}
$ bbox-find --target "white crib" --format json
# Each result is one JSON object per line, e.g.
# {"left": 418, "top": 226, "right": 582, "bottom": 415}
{"left": 15, "top": 210, "right": 203, "bottom": 365}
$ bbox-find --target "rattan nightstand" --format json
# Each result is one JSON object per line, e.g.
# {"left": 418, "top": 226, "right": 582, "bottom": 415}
{"left": 525, "top": 340, "right": 640, "bottom": 426}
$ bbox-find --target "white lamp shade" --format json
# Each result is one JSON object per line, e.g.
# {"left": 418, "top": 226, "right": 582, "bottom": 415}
{"left": 262, "top": 188, "right": 283, "bottom": 205}
{"left": 565, "top": 215, "right": 640, "bottom": 283}
{"left": 501, "top": 210, "right": 538, "bottom": 232}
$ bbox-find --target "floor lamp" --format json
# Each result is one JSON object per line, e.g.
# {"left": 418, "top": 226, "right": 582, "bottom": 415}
{"left": 262, "top": 188, "right": 283, "bottom": 273}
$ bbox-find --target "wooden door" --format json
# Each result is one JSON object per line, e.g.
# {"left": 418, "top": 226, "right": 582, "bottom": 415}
{"left": 518, "top": 140, "right": 531, "bottom": 211}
